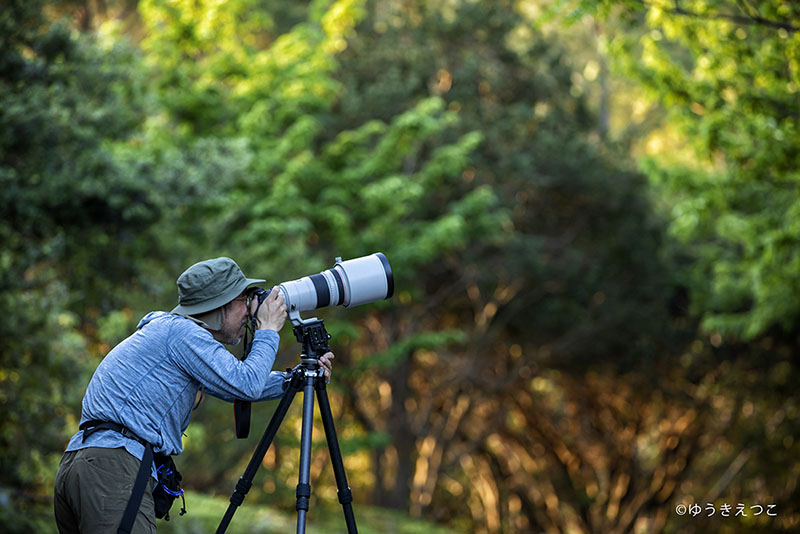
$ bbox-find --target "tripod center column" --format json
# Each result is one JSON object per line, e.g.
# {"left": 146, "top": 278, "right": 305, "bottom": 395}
{"left": 295, "top": 372, "right": 317, "bottom": 534}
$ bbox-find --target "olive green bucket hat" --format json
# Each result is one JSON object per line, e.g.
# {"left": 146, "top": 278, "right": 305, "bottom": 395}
{"left": 171, "top": 257, "right": 265, "bottom": 317}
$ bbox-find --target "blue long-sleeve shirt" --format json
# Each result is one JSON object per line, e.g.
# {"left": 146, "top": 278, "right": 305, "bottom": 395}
{"left": 65, "top": 311, "right": 286, "bottom": 475}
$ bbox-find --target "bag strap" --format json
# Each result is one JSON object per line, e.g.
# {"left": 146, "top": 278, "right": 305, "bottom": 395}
{"left": 78, "top": 420, "right": 155, "bottom": 534}
{"left": 118, "top": 441, "right": 154, "bottom": 534}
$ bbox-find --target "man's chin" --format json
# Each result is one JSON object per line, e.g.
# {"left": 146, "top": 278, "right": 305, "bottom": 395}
{"left": 219, "top": 331, "right": 243, "bottom": 346}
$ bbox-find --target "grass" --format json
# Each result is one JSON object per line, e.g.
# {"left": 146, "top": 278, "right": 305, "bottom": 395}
{"left": 155, "top": 493, "right": 463, "bottom": 534}
{"left": 15, "top": 490, "right": 464, "bottom": 533}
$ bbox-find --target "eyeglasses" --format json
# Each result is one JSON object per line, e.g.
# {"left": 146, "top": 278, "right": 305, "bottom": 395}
{"left": 232, "top": 288, "right": 267, "bottom": 311}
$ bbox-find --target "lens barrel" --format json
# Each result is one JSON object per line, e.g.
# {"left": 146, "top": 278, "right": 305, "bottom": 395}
{"left": 278, "top": 253, "right": 393, "bottom": 314}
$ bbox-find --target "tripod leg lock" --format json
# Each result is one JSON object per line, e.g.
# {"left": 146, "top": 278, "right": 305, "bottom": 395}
{"left": 295, "top": 483, "right": 311, "bottom": 511}
{"left": 230, "top": 478, "right": 252, "bottom": 506}
{"left": 337, "top": 487, "right": 354, "bottom": 505}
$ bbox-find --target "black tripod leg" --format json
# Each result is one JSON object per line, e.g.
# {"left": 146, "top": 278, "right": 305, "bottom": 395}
{"left": 295, "top": 374, "right": 316, "bottom": 534}
{"left": 217, "top": 383, "right": 299, "bottom": 534}
{"left": 316, "top": 380, "right": 358, "bottom": 534}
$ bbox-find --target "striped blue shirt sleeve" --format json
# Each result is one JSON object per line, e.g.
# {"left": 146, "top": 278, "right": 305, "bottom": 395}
{"left": 171, "top": 327, "right": 287, "bottom": 402}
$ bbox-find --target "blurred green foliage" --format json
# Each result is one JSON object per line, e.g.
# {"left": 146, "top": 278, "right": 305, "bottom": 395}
{"left": 550, "top": 0, "right": 800, "bottom": 340}
{"left": 1, "top": 0, "right": 798, "bottom": 533}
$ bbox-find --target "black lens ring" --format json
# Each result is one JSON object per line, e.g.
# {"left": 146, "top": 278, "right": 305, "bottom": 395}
{"left": 309, "top": 273, "right": 331, "bottom": 308}
{"left": 376, "top": 252, "right": 394, "bottom": 299}
{"left": 330, "top": 268, "right": 345, "bottom": 306}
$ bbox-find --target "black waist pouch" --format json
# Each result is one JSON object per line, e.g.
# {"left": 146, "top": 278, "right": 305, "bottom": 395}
{"left": 154, "top": 454, "right": 186, "bottom": 520}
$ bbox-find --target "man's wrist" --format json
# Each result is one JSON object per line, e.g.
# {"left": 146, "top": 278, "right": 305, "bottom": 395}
{"left": 254, "top": 328, "right": 280, "bottom": 337}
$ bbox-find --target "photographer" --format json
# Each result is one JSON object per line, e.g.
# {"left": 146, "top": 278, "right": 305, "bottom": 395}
{"left": 54, "top": 257, "right": 334, "bottom": 534}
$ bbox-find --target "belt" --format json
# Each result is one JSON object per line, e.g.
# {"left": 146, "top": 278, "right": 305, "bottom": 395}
{"left": 79, "top": 419, "right": 149, "bottom": 447}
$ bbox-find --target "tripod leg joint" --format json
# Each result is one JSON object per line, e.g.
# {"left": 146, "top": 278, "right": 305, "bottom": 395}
{"left": 296, "top": 482, "right": 311, "bottom": 511}
{"left": 337, "top": 487, "right": 353, "bottom": 505}
{"left": 229, "top": 478, "right": 253, "bottom": 506}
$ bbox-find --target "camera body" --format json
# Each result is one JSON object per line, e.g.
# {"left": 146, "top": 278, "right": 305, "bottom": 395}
{"left": 250, "top": 286, "right": 271, "bottom": 305}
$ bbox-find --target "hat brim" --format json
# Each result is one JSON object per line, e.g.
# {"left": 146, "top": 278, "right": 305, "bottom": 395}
{"left": 171, "top": 277, "right": 265, "bottom": 316}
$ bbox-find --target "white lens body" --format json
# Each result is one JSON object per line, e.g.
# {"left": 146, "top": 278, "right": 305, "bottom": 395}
{"left": 277, "top": 278, "right": 316, "bottom": 314}
{"left": 334, "top": 254, "right": 391, "bottom": 307}
{"left": 278, "top": 270, "right": 343, "bottom": 313}
{"left": 277, "top": 253, "right": 393, "bottom": 314}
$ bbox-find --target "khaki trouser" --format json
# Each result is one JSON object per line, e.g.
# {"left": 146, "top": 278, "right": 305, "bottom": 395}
{"left": 54, "top": 447, "right": 156, "bottom": 534}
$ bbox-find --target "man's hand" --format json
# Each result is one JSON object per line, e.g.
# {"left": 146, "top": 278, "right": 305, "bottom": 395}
{"left": 319, "top": 352, "right": 335, "bottom": 383}
{"left": 253, "top": 287, "right": 286, "bottom": 332}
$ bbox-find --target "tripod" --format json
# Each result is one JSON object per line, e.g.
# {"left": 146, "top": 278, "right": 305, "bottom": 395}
{"left": 216, "top": 318, "right": 357, "bottom": 534}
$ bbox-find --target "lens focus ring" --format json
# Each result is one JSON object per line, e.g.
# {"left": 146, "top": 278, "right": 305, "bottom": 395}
{"left": 309, "top": 273, "right": 331, "bottom": 308}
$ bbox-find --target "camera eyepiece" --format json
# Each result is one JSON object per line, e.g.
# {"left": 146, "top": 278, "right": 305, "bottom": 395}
{"left": 244, "top": 287, "right": 270, "bottom": 310}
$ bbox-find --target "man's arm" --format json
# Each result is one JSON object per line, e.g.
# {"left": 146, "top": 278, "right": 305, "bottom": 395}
{"left": 172, "top": 327, "right": 283, "bottom": 401}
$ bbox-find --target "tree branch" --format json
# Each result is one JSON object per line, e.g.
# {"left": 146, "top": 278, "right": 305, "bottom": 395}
{"left": 640, "top": 0, "right": 800, "bottom": 32}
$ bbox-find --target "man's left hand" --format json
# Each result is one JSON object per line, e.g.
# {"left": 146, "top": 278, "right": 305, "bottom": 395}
{"left": 319, "top": 351, "right": 335, "bottom": 383}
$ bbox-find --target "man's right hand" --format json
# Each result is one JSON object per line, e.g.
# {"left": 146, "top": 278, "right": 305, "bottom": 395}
{"left": 253, "top": 287, "right": 286, "bottom": 332}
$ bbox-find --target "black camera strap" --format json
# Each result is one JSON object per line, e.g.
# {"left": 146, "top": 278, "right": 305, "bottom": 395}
{"left": 234, "top": 300, "right": 264, "bottom": 439}
{"left": 234, "top": 399, "right": 251, "bottom": 438}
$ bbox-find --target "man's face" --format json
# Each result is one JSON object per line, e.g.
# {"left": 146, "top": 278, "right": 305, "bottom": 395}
{"left": 214, "top": 293, "right": 249, "bottom": 345}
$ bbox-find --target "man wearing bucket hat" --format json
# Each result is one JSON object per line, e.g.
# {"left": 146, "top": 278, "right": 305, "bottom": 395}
{"left": 54, "top": 257, "right": 334, "bottom": 534}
